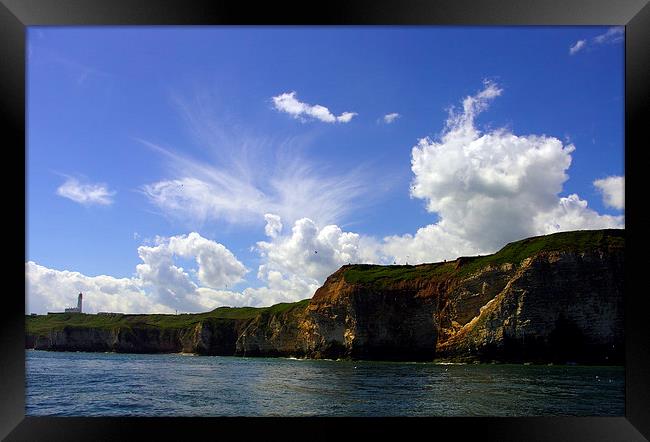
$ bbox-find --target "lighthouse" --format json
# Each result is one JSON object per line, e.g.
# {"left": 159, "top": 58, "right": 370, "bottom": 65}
{"left": 64, "top": 292, "right": 83, "bottom": 313}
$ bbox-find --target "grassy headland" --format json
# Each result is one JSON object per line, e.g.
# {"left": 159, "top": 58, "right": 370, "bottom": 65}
{"left": 26, "top": 299, "right": 311, "bottom": 337}
{"left": 342, "top": 228, "right": 624, "bottom": 285}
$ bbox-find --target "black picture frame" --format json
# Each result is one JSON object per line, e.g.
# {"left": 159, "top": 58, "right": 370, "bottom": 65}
{"left": 2, "top": 0, "right": 648, "bottom": 440}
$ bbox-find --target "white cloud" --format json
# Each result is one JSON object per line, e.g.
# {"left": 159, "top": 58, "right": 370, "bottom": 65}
{"left": 243, "top": 270, "right": 319, "bottom": 307}
{"left": 145, "top": 82, "right": 623, "bottom": 306}
{"left": 141, "top": 176, "right": 267, "bottom": 226}
{"left": 594, "top": 27, "right": 624, "bottom": 45}
{"left": 381, "top": 222, "right": 480, "bottom": 264}
{"left": 27, "top": 232, "right": 250, "bottom": 314}
{"left": 383, "top": 113, "right": 401, "bottom": 124}
{"left": 569, "top": 27, "right": 624, "bottom": 55}
{"left": 31, "top": 82, "right": 625, "bottom": 313}
{"left": 256, "top": 217, "right": 363, "bottom": 283}
{"left": 140, "top": 89, "right": 376, "bottom": 231}
{"left": 264, "top": 213, "right": 283, "bottom": 238}
{"left": 56, "top": 177, "right": 115, "bottom": 206}
{"left": 569, "top": 39, "right": 587, "bottom": 55}
{"left": 25, "top": 261, "right": 170, "bottom": 315}
{"left": 135, "top": 232, "right": 248, "bottom": 309}
{"left": 167, "top": 232, "right": 248, "bottom": 288}
{"left": 272, "top": 91, "right": 357, "bottom": 123}
{"left": 534, "top": 194, "right": 624, "bottom": 233}
{"left": 594, "top": 175, "right": 624, "bottom": 209}
{"left": 380, "top": 80, "right": 623, "bottom": 263}
{"left": 336, "top": 111, "right": 358, "bottom": 123}
{"left": 242, "top": 216, "right": 383, "bottom": 303}
{"left": 140, "top": 139, "right": 368, "bottom": 228}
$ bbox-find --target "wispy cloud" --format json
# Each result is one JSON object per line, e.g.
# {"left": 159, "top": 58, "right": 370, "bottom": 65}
{"left": 382, "top": 113, "right": 401, "bottom": 124}
{"left": 139, "top": 139, "right": 369, "bottom": 228}
{"left": 594, "top": 27, "right": 624, "bottom": 44}
{"left": 272, "top": 91, "right": 357, "bottom": 123}
{"left": 31, "top": 82, "right": 626, "bottom": 312}
{"left": 569, "top": 27, "right": 624, "bottom": 55}
{"left": 56, "top": 176, "right": 115, "bottom": 206}
{"left": 138, "top": 89, "right": 371, "bottom": 228}
{"left": 569, "top": 39, "right": 587, "bottom": 55}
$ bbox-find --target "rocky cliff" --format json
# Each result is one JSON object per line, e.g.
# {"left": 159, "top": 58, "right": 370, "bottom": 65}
{"left": 26, "top": 317, "right": 248, "bottom": 355}
{"left": 26, "top": 229, "right": 624, "bottom": 363}
{"left": 25, "top": 305, "right": 307, "bottom": 356}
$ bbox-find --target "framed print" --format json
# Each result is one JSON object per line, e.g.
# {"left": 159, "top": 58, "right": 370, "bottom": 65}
{"left": 2, "top": 0, "right": 649, "bottom": 440}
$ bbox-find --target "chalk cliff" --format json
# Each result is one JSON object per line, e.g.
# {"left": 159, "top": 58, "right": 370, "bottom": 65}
{"left": 26, "top": 229, "right": 624, "bottom": 363}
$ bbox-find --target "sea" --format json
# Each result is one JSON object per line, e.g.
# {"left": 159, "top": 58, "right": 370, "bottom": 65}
{"left": 25, "top": 350, "right": 625, "bottom": 416}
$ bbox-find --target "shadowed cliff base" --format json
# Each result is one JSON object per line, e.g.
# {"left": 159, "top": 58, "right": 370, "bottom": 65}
{"left": 26, "top": 229, "right": 624, "bottom": 364}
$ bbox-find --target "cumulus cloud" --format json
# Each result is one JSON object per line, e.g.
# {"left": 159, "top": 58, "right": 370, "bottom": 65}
{"left": 381, "top": 222, "right": 480, "bottom": 265}
{"left": 380, "top": 80, "right": 623, "bottom": 263}
{"left": 569, "top": 27, "right": 624, "bottom": 55}
{"left": 25, "top": 261, "right": 171, "bottom": 315}
{"left": 165, "top": 232, "right": 247, "bottom": 288}
{"left": 569, "top": 39, "right": 587, "bottom": 55}
{"left": 383, "top": 113, "right": 401, "bottom": 124}
{"left": 257, "top": 217, "right": 363, "bottom": 282}
{"left": 26, "top": 232, "right": 249, "bottom": 314}
{"left": 272, "top": 91, "right": 357, "bottom": 123}
{"left": 135, "top": 232, "right": 248, "bottom": 309}
{"left": 264, "top": 213, "right": 283, "bottom": 238}
{"left": 594, "top": 175, "right": 624, "bottom": 210}
{"left": 56, "top": 177, "right": 115, "bottom": 206}
{"left": 241, "top": 216, "right": 383, "bottom": 303}
{"left": 144, "top": 82, "right": 623, "bottom": 306}
{"left": 242, "top": 270, "right": 319, "bottom": 307}
{"left": 534, "top": 194, "right": 624, "bottom": 233}
{"left": 31, "top": 82, "right": 625, "bottom": 312}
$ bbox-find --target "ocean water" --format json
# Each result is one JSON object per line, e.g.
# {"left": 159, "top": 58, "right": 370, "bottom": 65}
{"left": 25, "top": 350, "right": 624, "bottom": 416}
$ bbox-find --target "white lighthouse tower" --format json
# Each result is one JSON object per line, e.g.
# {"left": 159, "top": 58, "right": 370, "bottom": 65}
{"left": 64, "top": 292, "right": 83, "bottom": 313}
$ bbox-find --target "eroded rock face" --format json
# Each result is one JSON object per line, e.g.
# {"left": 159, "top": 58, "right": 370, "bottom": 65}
{"left": 34, "top": 328, "right": 119, "bottom": 352}
{"left": 183, "top": 320, "right": 246, "bottom": 355}
{"left": 30, "top": 320, "right": 248, "bottom": 355}
{"left": 235, "top": 307, "right": 308, "bottom": 357}
{"left": 26, "top": 229, "right": 624, "bottom": 363}
{"left": 293, "top": 231, "right": 623, "bottom": 363}
{"left": 436, "top": 249, "right": 624, "bottom": 363}
{"left": 297, "top": 270, "right": 439, "bottom": 360}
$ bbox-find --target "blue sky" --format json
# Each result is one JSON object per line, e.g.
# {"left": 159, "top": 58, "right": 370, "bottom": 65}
{"left": 26, "top": 27, "right": 624, "bottom": 314}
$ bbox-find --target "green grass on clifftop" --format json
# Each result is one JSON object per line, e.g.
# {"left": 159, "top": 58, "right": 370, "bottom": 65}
{"left": 26, "top": 299, "right": 311, "bottom": 337}
{"left": 343, "top": 262, "right": 455, "bottom": 285}
{"left": 456, "top": 228, "right": 623, "bottom": 277}
{"left": 342, "top": 229, "right": 624, "bottom": 284}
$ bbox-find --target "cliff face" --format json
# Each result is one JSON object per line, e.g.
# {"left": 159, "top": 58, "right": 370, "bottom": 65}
{"left": 235, "top": 305, "right": 308, "bottom": 357}
{"left": 26, "top": 229, "right": 624, "bottom": 363}
{"left": 296, "top": 270, "right": 439, "bottom": 360}
{"left": 435, "top": 248, "right": 624, "bottom": 363}
{"left": 28, "top": 319, "right": 248, "bottom": 355}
